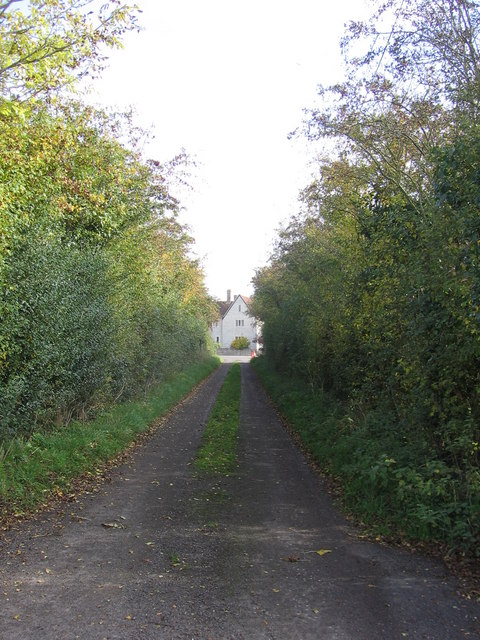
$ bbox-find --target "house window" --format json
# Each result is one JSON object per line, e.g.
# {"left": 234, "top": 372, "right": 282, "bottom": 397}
{"left": 239, "top": 305, "right": 241, "bottom": 311}
{"left": 216, "top": 336, "right": 219, "bottom": 343}
{"left": 235, "top": 319, "right": 245, "bottom": 327}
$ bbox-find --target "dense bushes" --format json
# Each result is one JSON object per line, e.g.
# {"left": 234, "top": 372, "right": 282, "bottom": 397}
{"left": 0, "top": 3, "right": 217, "bottom": 441}
{"left": 1, "top": 237, "right": 116, "bottom": 436}
{"left": 252, "top": 0, "right": 480, "bottom": 554}
{"left": 0, "top": 357, "right": 220, "bottom": 515}
{"left": 0, "top": 219, "right": 214, "bottom": 440}
{"left": 253, "top": 358, "right": 479, "bottom": 552}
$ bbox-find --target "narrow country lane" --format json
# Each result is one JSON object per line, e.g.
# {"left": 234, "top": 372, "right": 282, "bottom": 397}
{"left": 1, "top": 363, "right": 479, "bottom": 640}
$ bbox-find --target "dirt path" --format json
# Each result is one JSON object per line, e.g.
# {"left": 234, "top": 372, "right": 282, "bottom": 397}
{"left": 1, "top": 363, "right": 479, "bottom": 639}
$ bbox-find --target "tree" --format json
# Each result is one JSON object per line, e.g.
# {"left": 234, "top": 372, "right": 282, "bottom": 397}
{"left": 300, "top": 1, "right": 480, "bottom": 217}
{"left": 341, "top": 0, "right": 480, "bottom": 121}
{"left": 0, "top": 98, "right": 215, "bottom": 436}
{"left": 0, "top": 101, "right": 165, "bottom": 263}
{"left": 253, "top": 0, "right": 480, "bottom": 552}
{"left": 0, "top": 0, "right": 140, "bottom": 100}
{"left": 0, "top": 0, "right": 218, "bottom": 442}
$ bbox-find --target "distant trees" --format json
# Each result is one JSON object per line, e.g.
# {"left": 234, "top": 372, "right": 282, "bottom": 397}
{"left": 252, "top": 0, "right": 480, "bottom": 551}
{"left": 0, "top": 1, "right": 217, "bottom": 439}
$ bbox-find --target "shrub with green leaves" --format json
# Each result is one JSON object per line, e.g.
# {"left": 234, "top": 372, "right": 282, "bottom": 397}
{"left": 230, "top": 336, "right": 250, "bottom": 350}
{"left": 0, "top": 102, "right": 217, "bottom": 440}
{"left": 251, "top": 0, "right": 480, "bottom": 555}
{"left": 0, "top": 3, "right": 218, "bottom": 447}
{"left": 0, "top": 236, "right": 116, "bottom": 437}
{"left": 252, "top": 358, "right": 480, "bottom": 554}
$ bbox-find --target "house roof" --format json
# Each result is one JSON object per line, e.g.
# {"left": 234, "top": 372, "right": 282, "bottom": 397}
{"left": 216, "top": 294, "right": 251, "bottom": 319}
{"left": 217, "top": 301, "right": 231, "bottom": 317}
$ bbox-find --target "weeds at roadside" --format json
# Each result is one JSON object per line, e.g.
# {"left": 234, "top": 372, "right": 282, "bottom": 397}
{"left": 251, "top": 357, "right": 480, "bottom": 561}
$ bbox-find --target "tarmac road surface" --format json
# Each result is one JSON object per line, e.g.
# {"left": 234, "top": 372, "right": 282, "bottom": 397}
{"left": 1, "top": 363, "right": 479, "bottom": 639}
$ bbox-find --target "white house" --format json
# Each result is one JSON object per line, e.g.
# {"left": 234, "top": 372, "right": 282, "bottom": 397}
{"left": 210, "top": 290, "right": 259, "bottom": 351}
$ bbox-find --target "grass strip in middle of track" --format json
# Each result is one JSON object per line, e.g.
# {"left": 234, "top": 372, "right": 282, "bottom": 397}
{"left": 195, "top": 363, "right": 241, "bottom": 475}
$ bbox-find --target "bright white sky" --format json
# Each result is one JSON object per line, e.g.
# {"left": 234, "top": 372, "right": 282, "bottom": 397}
{"left": 88, "top": 0, "right": 369, "bottom": 300}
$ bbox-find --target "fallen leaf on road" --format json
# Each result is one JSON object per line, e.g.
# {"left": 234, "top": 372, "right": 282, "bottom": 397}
{"left": 101, "top": 522, "right": 125, "bottom": 529}
{"left": 282, "top": 555, "right": 301, "bottom": 563}
{"left": 316, "top": 549, "right": 332, "bottom": 556}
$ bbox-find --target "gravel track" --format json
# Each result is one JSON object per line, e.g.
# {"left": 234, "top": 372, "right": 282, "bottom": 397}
{"left": 0, "top": 363, "right": 479, "bottom": 639}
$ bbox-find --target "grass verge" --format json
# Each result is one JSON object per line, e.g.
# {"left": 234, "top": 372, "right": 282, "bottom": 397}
{"left": 251, "top": 357, "right": 480, "bottom": 555}
{"left": 0, "top": 356, "right": 220, "bottom": 519}
{"left": 195, "top": 363, "right": 241, "bottom": 475}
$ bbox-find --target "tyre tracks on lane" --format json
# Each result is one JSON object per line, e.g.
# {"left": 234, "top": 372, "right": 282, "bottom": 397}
{"left": 0, "top": 363, "right": 479, "bottom": 639}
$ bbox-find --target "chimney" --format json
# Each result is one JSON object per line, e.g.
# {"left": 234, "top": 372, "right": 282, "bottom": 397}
{"left": 227, "top": 289, "right": 231, "bottom": 303}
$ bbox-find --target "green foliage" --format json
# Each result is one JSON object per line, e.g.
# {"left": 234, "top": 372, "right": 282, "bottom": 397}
{"left": 0, "top": 357, "right": 219, "bottom": 515}
{"left": 195, "top": 364, "right": 241, "bottom": 475}
{"left": 0, "top": 235, "right": 116, "bottom": 436}
{"left": 252, "top": 358, "right": 480, "bottom": 554}
{"left": 0, "top": 17, "right": 218, "bottom": 441}
{"left": 0, "top": 101, "right": 169, "bottom": 257}
{"left": 252, "top": 0, "right": 480, "bottom": 555}
{"left": 0, "top": 98, "right": 217, "bottom": 441}
{"left": 230, "top": 336, "right": 250, "bottom": 350}
{"left": 0, "top": 0, "right": 140, "bottom": 100}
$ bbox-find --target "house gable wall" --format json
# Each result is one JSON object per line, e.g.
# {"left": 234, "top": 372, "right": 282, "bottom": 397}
{"left": 209, "top": 294, "right": 257, "bottom": 349}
